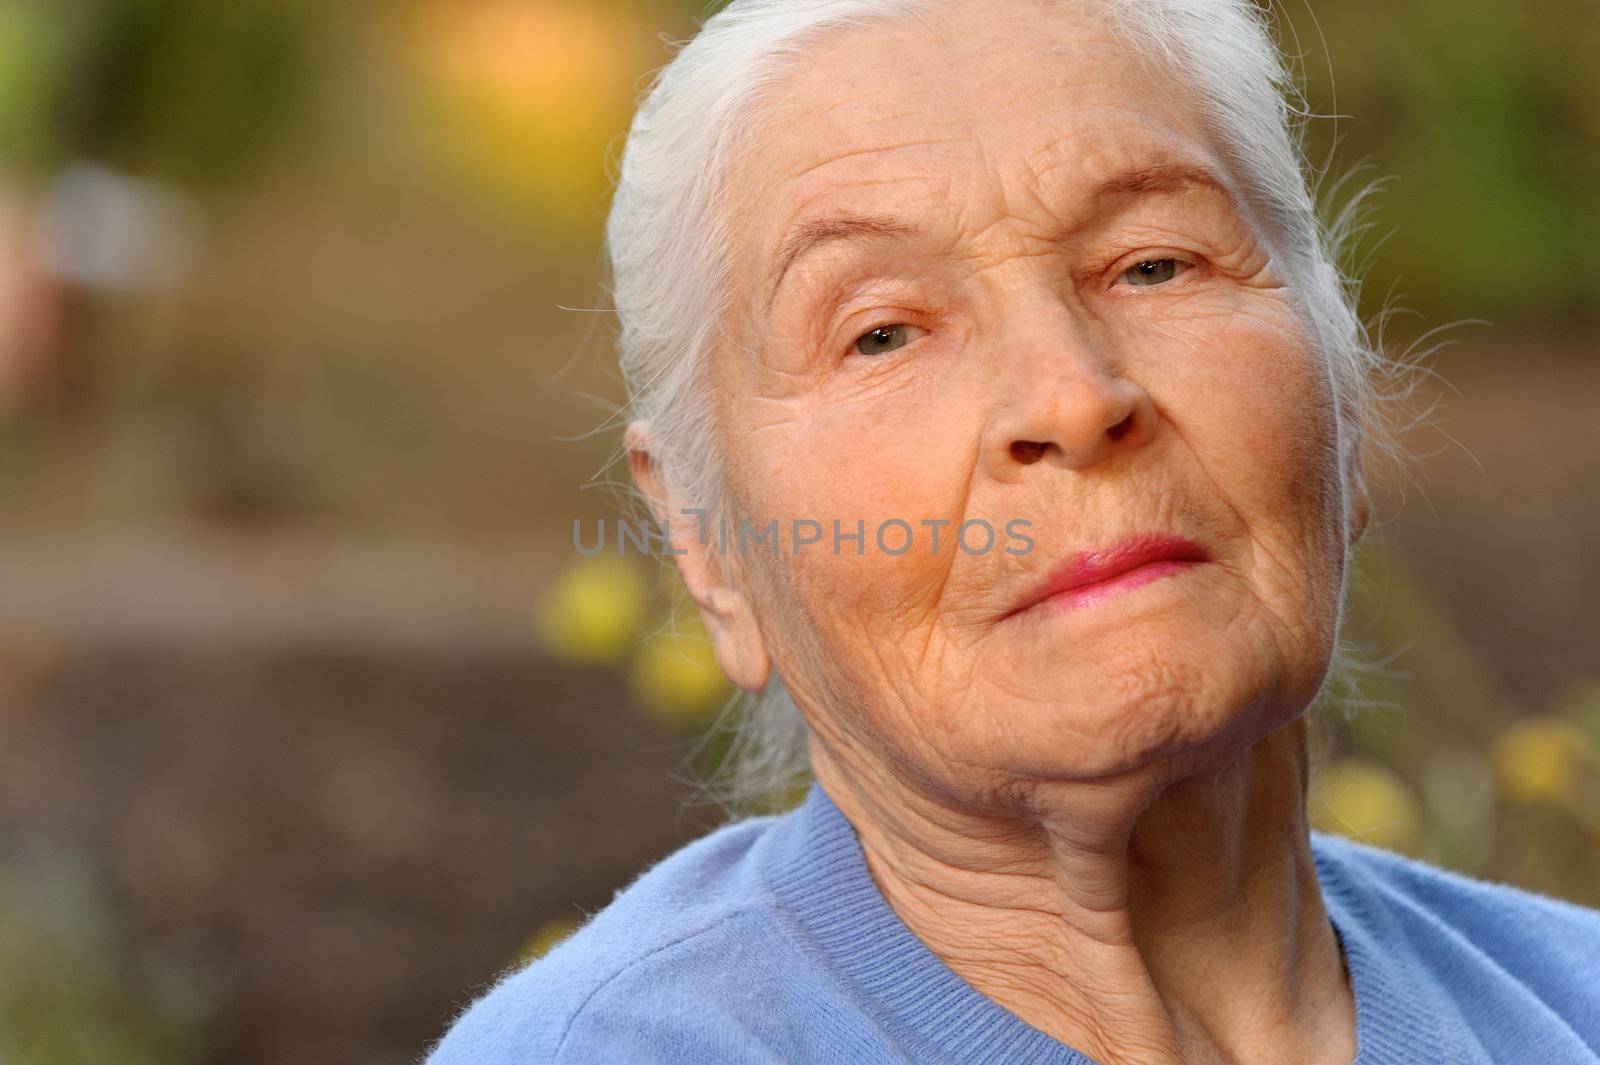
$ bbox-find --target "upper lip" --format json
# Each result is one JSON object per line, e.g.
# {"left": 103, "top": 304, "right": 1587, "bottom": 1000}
{"left": 1002, "top": 532, "right": 1209, "bottom": 620}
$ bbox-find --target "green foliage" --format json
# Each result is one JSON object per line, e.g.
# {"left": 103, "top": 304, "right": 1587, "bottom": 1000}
{"left": 1285, "top": 0, "right": 1600, "bottom": 318}
{"left": 0, "top": 1, "right": 69, "bottom": 169}
{"left": 0, "top": 843, "right": 207, "bottom": 1065}
{"left": 1315, "top": 535, "right": 1600, "bottom": 906}
{"left": 79, "top": 0, "right": 317, "bottom": 188}
{"left": 0, "top": 0, "right": 318, "bottom": 184}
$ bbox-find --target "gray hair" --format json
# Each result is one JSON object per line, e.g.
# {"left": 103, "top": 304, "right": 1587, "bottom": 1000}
{"left": 606, "top": 0, "right": 1403, "bottom": 814}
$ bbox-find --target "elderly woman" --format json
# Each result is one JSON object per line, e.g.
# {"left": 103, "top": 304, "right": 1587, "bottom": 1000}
{"left": 429, "top": 1, "right": 1600, "bottom": 1062}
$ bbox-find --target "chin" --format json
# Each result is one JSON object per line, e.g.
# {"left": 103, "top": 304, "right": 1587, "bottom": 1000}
{"left": 956, "top": 615, "right": 1318, "bottom": 784}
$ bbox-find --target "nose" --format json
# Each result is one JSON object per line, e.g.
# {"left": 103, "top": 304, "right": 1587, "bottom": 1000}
{"left": 980, "top": 304, "right": 1156, "bottom": 481}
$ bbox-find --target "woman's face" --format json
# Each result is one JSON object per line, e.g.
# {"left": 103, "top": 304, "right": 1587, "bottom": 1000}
{"left": 706, "top": 2, "right": 1363, "bottom": 803}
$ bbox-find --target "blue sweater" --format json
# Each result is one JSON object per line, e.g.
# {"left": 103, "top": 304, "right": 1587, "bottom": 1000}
{"left": 426, "top": 780, "right": 1600, "bottom": 1064}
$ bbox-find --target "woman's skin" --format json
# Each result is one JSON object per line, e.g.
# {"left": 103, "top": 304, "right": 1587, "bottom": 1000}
{"left": 630, "top": 3, "right": 1370, "bottom": 1063}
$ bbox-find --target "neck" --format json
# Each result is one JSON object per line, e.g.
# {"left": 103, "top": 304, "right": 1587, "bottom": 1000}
{"left": 809, "top": 717, "right": 1355, "bottom": 1065}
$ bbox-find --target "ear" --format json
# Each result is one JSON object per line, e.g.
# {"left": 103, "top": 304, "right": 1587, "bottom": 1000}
{"left": 1347, "top": 459, "right": 1370, "bottom": 547}
{"left": 627, "top": 423, "right": 772, "bottom": 693}
{"left": 1341, "top": 413, "right": 1370, "bottom": 548}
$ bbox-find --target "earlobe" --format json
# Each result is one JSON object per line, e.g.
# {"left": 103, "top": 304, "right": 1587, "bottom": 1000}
{"left": 1347, "top": 462, "right": 1370, "bottom": 547}
{"left": 1336, "top": 401, "right": 1370, "bottom": 548}
{"left": 703, "top": 587, "right": 773, "bottom": 693}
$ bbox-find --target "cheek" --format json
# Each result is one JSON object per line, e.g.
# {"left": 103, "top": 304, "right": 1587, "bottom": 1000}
{"left": 1140, "top": 301, "right": 1349, "bottom": 683}
{"left": 727, "top": 355, "right": 987, "bottom": 630}
{"left": 1146, "top": 303, "right": 1344, "bottom": 541}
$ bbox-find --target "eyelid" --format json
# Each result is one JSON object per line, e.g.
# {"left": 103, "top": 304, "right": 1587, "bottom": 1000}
{"left": 1106, "top": 252, "right": 1198, "bottom": 288}
{"left": 843, "top": 319, "right": 928, "bottom": 359}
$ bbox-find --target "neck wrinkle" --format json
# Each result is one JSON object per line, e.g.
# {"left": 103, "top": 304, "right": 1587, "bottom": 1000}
{"left": 808, "top": 716, "right": 1353, "bottom": 1065}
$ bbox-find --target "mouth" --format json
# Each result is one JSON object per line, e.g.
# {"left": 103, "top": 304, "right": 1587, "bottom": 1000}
{"left": 1000, "top": 532, "right": 1209, "bottom": 622}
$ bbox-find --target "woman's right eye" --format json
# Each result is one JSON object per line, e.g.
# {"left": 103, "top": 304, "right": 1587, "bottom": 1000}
{"left": 1119, "top": 257, "right": 1189, "bottom": 287}
{"left": 853, "top": 324, "right": 916, "bottom": 357}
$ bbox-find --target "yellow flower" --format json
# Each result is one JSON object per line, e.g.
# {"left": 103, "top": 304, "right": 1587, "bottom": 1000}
{"left": 1309, "top": 757, "right": 1422, "bottom": 853}
{"left": 536, "top": 555, "right": 650, "bottom": 665}
{"left": 401, "top": 0, "right": 647, "bottom": 223}
{"left": 1491, "top": 715, "right": 1598, "bottom": 807}
{"left": 517, "top": 915, "right": 582, "bottom": 966}
{"left": 629, "top": 615, "right": 732, "bottom": 729}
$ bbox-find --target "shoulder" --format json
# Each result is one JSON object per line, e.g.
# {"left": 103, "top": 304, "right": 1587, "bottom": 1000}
{"left": 1312, "top": 829, "right": 1600, "bottom": 989}
{"left": 1312, "top": 825, "right": 1600, "bottom": 933}
{"left": 1312, "top": 832, "right": 1600, "bottom": 1059}
{"left": 424, "top": 810, "right": 804, "bottom": 1065}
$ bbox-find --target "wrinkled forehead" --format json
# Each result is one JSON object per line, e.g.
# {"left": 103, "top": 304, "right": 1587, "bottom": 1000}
{"left": 722, "top": 3, "right": 1235, "bottom": 302}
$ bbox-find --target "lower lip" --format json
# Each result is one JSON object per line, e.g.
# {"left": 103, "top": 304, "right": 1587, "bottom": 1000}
{"left": 1034, "top": 558, "right": 1200, "bottom": 614}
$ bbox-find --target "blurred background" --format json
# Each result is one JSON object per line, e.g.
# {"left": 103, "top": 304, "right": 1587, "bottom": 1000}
{"left": 0, "top": 0, "right": 1595, "bottom": 1062}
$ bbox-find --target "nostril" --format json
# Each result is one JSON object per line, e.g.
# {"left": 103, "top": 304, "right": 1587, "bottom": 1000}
{"left": 1106, "top": 414, "right": 1134, "bottom": 443}
{"left": 1010, "top": 440, "right": 1048, "bottom": 465}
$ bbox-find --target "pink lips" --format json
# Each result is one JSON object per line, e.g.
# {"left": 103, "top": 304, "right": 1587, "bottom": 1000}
{"left": 1003, "top": 532, "right": 1208, "bottom": 621}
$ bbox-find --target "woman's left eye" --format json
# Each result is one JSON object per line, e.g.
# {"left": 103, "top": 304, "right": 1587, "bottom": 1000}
{"left": 1120, "top": 258, "right": 1187, "bottom": 287}
{"left": 852, "top": 323, "right": 921, "bottom": 357}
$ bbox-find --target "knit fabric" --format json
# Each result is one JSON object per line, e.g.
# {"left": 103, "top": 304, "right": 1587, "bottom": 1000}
{"left": 425, "top": 779, "right": 1600, "bottom": 1064}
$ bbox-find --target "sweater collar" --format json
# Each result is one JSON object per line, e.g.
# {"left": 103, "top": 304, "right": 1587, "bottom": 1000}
{"left": 1313, "top": 831, "right": 1466, "bottom": 1064}
{"left": 761, "top": 778, "right": 1459, "bottom": 1064}
{"left": 762, "top": 779, "right": 1097, "bottom": 1063}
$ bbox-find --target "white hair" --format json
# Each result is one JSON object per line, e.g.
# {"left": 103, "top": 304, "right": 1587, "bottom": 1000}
{"left": 606, "top": 0, "right": 1403, "bottom": 813}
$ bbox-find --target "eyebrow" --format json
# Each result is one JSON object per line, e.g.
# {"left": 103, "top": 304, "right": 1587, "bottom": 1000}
{"left": 764, "top": 215, "right": 917, "bottom": 312}
{"left": 1090, "top": 162, "right": 1234, "bottom": 202}
{"left": 761, "top": 162, "right": 1235, "bottom": 311}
